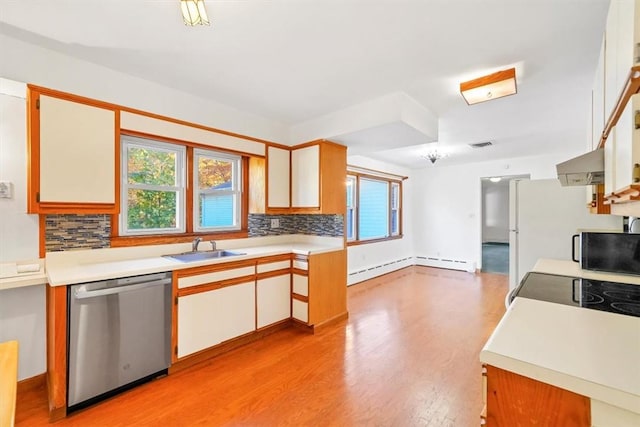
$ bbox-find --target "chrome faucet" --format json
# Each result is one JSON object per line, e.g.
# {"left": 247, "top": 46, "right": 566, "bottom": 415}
{"left": 210, "top": 240, "right": 217, "bottom": 251}
{"left": 192, "top": 237, "right": 202, "bottom": 252}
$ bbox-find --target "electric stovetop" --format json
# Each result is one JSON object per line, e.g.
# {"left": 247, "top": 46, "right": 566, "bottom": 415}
{"left": 513, "top": 272, "right": 640, "bottom": 318}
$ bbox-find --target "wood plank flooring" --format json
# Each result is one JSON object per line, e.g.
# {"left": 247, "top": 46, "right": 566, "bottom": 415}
{"left": 16, "top": 266, "right": 507, "bottom": 426}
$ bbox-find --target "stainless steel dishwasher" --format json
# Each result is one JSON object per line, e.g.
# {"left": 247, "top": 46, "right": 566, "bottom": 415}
{"left": 67, "top": 272, "right": 172, "bottom": 412}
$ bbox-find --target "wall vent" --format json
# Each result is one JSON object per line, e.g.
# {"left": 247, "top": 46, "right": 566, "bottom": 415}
{"left": 469, "top": 141, "right": 493, "bottom": 148}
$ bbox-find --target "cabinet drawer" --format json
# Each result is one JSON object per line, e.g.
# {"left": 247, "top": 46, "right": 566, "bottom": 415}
{"left": 257, "top": 260, "right": 290, "bottom": 274}
{"left": 292, "top": 299, "right": 308, "bottom": 323}
{"left": 178, "top": 266, "right": 255, "bottom": 289}
{"left": 292, "top": 274, "right": 308, "bottom": 296}
{"left": 292, "top": 260, "right": 308, "bottom": 271}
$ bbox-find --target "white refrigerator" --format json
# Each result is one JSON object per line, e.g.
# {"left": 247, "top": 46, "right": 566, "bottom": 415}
{"left": 508, "top": 179, "right": 622, "bottom": 290}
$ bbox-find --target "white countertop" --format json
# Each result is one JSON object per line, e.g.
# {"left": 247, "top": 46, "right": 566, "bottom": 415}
{"left": 0, "top": 260, "right": 47, "bottom": 291}
{"left": 44, "top": 236, "right": 343, "bottom": 287}
{"left": 481, "top": 258, "right": 640, "bottom": 414}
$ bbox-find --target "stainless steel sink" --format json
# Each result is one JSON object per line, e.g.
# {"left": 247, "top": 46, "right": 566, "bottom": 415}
{"left": 164, "top": 250, "right": 246, "bottom": 262}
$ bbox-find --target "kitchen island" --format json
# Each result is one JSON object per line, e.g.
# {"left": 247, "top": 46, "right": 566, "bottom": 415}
{"left": 480, "top": 258, "right": 640, "bottom": 426}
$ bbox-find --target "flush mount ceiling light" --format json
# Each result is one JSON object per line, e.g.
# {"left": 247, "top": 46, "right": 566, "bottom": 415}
{"left": 489, "top": 177, "right": 502, "bottom": 183}
{"left": 181, "top": 0, "right": 210, "bottom": 26}
{"left": 460, "top": 68, "right": 517, "bottom": 105}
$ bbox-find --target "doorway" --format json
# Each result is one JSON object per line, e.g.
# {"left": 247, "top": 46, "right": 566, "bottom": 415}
{"left": 480, "top": 174, "right": 529, "bottom": 274}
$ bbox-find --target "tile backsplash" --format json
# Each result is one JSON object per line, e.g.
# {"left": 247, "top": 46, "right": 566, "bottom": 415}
{"left": 45, "top": 213, "right": 343, "bottom": 252}
{"left": 248, "top": 214, "right": 343, "bottom": 237}
{"left": 45, "top": 214, "right": 111, "bottom": 252}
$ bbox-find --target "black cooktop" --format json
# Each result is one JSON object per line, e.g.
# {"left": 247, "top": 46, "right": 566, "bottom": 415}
{"left": 513, "top": 272, "right": 640, "bottom": 318}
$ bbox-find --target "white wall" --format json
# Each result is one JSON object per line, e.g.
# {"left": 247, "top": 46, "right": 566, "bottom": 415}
{"left": 0, "top": 78, "right": 46, "bottom": 380}
{"left": 412, "top": 150, "right": 582, "bottom": 269}
{"left": 346, "top": 155, "right": 414, "bottom": 285}
{"left": 0, "top": 34, "right": 288, "bottom": 144}
{"left": 482, "top": 179, "right": 510, "bottom": 243}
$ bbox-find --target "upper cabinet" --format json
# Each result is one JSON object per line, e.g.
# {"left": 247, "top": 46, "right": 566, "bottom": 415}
{"left": 267, "top": 146, "right": 291, "bottom": 209}
{"left": 596, "top": 0, "right": 640, "bottom": 214}
{"left": 291, "top": 140, "right": 347, "bottom": 214}
{"left": 250, "top": 139, "right": 347, "bottom": 215}
{"left": 27, "top": 87, "right": 118, "bottom": 214}
{"left": 291, "top": 145, "right": 320, "bottom": 208}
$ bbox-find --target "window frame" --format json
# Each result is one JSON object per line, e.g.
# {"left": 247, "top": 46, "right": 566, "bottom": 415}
{"left": 193, "top": 148, "right": 242, "bottom": 233}
{"left": 112, "top": 132, "right": 249, "bottom": 245}
{"left": 120, "top": 136, "right": 187, "bottom": 236}
{"left": 346, "top": 175, "right": 357, "bottom": 241}
{"left": 346, "top": 172, "right": 403, "bottom": 246}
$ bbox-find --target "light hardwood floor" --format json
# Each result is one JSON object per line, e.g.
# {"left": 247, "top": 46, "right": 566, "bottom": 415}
{"left": 16, "top": 266, "right": 507, "bottom": 426}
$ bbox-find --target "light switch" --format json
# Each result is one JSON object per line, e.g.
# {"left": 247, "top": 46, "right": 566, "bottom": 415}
{"left": 0, "top": 181, "right": 13, "bottom": 199}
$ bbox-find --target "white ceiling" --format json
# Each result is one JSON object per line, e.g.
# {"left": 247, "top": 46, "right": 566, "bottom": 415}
{"left": 0, "top": 0, "right": 610, "bottom": 168}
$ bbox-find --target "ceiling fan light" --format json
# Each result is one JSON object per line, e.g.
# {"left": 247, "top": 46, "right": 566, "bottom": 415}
{"left": 460, "top": 68, "right": 517, "bottom": 105}
{"left": 181, "top": 0, "right": 210, "bottom": 26}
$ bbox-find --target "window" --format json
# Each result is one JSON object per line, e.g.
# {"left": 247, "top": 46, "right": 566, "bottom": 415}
{"left": 120, "top": 135, "right": 243, "bottom": 237}
{"left": 346, "top": 173, "right": 402, "bottom": 243}
{"left": 121, "top": 137, "right": 186, "bottom": 235}
{"left": 194, "top": 149, "right": 241, "bottom": 232}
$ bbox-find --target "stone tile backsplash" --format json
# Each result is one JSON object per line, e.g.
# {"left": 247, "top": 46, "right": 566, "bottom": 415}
{"left": 45, "top": 214, "right": 111, "bottom": 252}
{"left": 248, "top": 214, "right": 344, "bottom": 237}
{"left": 45, "top": 213, "right": 343, "bottom": 252}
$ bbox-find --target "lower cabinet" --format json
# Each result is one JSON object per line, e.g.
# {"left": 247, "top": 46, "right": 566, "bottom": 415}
{"left": 482, "top": 365, "right": 591, "bottom": 426}
{"left": 177, "top": 281, "right": 255, "bottom": 359}
{"left": 256, "top": 274, "right": 291, "bottom": 328}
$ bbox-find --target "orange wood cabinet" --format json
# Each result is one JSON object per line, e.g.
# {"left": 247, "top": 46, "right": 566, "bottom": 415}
{"left": 27, "top": 86, "right": 119, "bottom": 214}
{"left": 292, "top": 250, "right": 348, "bottom": 330}
{"left": 291, "top": 140, "right": 347, "bottom": 214}
{"left": 482, "top": 364, "right": 590, "bottom": 426}
{"left": 249, "top": 140, "right": 347, "bottom": 215}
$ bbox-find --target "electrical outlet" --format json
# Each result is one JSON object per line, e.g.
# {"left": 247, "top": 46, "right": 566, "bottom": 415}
{"left": 270, "top": 218, "right": 280, "bottom": 228}
{"left": 0, "top": 181, "right": 13, "bottom": 199}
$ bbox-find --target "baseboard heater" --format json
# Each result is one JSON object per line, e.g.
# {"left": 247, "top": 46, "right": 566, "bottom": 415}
{"left": 347, "top": 256, "right": 414, "bottom": 286}
{"left": 414, "top": 256, "right": 476, "bottom": 273}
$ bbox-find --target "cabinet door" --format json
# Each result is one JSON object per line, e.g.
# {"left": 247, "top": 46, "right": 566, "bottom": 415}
{"left": 37, "top": 95, "right": 116, "bottom": 206}
{"left": 267, "top": 146, "right": 290, "bottom": 208}
{"left": 614, "top": 94, "right": 640, "bottom": 189}
{"left": 256, "top": 274, "right": 291, "bottom": 328}
{"left": 291, "top": 145, "right": 320, "bottom": 208}
{"left": 177, "top": 281, "right": 255, "bottom": 358}
{"left": 485, "top": 365, "right": 590, "bottom": 426}
{"left": 216, "top": 281, "right": 256, "bottom": 343}
{"left": 593, "top": 37, "right": 606, "bottom": 148}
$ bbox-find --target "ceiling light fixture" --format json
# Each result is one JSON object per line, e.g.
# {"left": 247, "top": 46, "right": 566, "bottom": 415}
{"left": 460, "top": 68, "right": 517, "bottom": 105}
{"left": 181, "top": 0, "right": 210, "bottom": 26}
{"left": 489, "top": 177, "right": 502, "bottom": 183}
{"left": 421, "top": 149, "right": 447, "bottom": 165}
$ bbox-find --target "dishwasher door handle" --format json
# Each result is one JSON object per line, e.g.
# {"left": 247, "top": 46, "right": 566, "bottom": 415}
{"left": 74, "top": 278, "right": 172, "bottom": 300}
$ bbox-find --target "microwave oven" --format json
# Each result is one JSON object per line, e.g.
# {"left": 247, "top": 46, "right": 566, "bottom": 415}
{"left": 572, "top": 232, "right": 640, "bottom": 275}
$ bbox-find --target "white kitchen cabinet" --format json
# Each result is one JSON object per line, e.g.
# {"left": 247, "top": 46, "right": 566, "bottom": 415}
{"left": 614, "top": 94, "right": 639, "bottom": 189}
{"left": 256, "top": 274, "right": 291, "bottom": 328}
{"left": 593, "top": 38, "right": 606, "bottom": 149}
{"left": 292, "top": 274, "right": 308, "bottom": 297}
{"left": 177, "top": 281, "right": 255, "bottom": 358}
{"left": 292, "top": 299, "right": 309, "bottom": 323}
{"left": 267, "top": 146, "right": 290, "bottom": 208}
{"left": 291, "top": 145, "right": 320, "bottom": 208}
{"left": 604, "top": 0, "right": 640, "bottom": 113}
{"left": 27, "top": 88, "right": 117, "bottom": 214}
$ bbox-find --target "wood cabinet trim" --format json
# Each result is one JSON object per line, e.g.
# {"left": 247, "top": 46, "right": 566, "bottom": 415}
{"left": 177, "top": 275, "right": 257, "bottom": 297}
{"left": 598, "top": 64, "right": 640, "bottom": 149}
{"left": 291, "top": 293, "right": 309, "bottom": 303}
{"left": 256, "top": 254, "right": 292, "bottom": 264}
{"left": 174, "top": 259, "right": 256, "bottom": 278}
{"left": 256, "top": 269, "right": 292, "bottom": 281}
{"left": 46, "top": 284, "right": 67, "bottom": 421}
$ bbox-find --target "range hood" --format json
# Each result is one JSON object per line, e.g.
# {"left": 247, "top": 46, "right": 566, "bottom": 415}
{"left": 556, "top": 148, "right": 604, "bottom": 186}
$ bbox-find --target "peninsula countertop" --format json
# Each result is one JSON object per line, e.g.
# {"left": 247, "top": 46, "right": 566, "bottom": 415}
{"left": 480, "top": 258, "right": 640, "bottom": 415}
